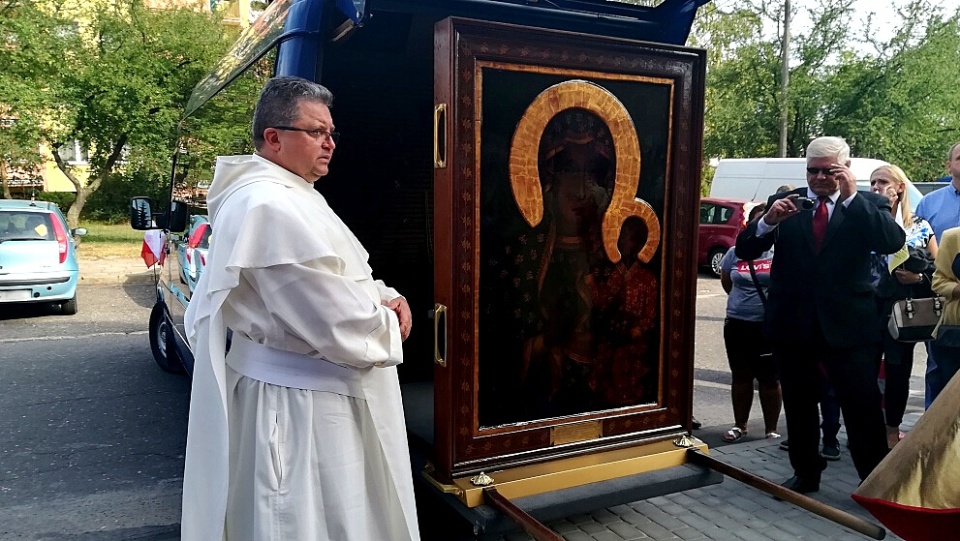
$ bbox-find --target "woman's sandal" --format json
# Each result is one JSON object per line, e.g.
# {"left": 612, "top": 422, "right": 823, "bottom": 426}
{"left": 722, "top": 427, "right": 746, "bottom": 442}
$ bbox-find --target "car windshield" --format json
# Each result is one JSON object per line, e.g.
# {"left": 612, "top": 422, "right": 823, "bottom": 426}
{"left": 0, "top": 211, "right": 55, "bottom": 241}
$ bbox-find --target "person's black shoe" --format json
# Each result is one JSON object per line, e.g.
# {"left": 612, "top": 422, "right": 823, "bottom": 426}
{"left": 780, "top": 475, "right": 820, "bottom": 494}
{"left": 691, "top": 417, "right": 702, "bottom": 430}
{"left": 779, "top": 439, "right": 789, "bottom": 451}
{"left": 821, "top": 443, "right": 841, "bottom": 461}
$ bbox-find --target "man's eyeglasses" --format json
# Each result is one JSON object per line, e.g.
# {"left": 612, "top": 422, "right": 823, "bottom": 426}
{"left": 806, "top": 167, "right": 836, "bottom": 176}
{"left": 273, "top": 126, "right": 340, "bottom": 144}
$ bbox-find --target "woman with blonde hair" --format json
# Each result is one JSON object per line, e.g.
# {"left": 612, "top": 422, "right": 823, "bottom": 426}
{"left": 870, "top": 164, "right": 938, "bottom": 448}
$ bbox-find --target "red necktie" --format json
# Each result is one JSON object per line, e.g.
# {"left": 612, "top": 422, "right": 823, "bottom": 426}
{"left": 813, "top": 196, "right": 829, "bottom": 253}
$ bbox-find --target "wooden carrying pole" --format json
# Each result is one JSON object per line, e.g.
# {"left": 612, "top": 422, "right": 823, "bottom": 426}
{"left": 686, "top": 449, "right": 885, "bottom": 540}
{"left": 483, "top": 487, "right": 564, "bottom": 541}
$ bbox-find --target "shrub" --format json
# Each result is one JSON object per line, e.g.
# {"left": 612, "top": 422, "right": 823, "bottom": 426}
{"left": 36, "top": 191, "right": 77, "bottom": 212}
{"left": 82, "top": 170, "right": 169, "bottom": 223}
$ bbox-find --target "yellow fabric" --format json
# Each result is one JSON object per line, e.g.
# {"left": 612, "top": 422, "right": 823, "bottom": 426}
{"left": 888, "top": 244, "right": 909, "bottom": 272}
{"left": 932, "top": 227, "right": 960, "bottom": 327}
{"left": 854, "top": 369, "right": 960, "bottom": 509}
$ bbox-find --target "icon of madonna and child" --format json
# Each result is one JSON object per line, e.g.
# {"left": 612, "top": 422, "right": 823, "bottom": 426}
{"left": 479, "top": 105, "right": 663, "bottom": 427}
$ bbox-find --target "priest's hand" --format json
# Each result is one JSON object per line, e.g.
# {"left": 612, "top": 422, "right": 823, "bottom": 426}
{"left": 384, "top": 297, "right": 412, "bottom": 341}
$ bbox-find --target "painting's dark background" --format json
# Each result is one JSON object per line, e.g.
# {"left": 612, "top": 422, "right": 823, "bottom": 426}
{"left": 477, "top": 67, "right": 672, "bottom": 427}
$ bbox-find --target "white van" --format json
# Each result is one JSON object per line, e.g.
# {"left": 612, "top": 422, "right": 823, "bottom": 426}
{"left": 709, "top": 157, "right": 923, "bottom": 211}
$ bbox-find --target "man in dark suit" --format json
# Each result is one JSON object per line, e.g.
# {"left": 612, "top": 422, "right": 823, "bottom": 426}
{"left": 736, "top": 136, "right": 905, "bottom": 493}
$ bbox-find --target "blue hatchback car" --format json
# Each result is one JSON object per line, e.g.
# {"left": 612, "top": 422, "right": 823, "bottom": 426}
{"left": 0, "top": 199, "right": 86, "bottom": 314}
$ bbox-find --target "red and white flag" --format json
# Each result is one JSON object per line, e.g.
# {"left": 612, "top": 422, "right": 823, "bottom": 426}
{"left": 141, "top": 230, "right": 166, "bottom": 268}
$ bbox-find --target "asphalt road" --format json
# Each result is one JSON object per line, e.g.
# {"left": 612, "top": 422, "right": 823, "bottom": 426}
{"left": 0, "top": 282, "right": 189, "bottom": 540}
{"left": 0, "top": 276, "right": 929, "bottom": 539}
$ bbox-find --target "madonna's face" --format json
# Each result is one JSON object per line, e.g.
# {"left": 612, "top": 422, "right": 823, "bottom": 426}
{"left": 553, "top": 173, "right": 600, "bottom": 234}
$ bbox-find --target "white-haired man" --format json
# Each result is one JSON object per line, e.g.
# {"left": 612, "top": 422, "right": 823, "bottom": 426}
{"left": 736, "top": 136, "right": 904, "bottom": 493}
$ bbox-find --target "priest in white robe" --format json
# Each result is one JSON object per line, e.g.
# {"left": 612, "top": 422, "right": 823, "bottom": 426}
{"left": 180, "top": 76, "right": 420, "bottom": 541}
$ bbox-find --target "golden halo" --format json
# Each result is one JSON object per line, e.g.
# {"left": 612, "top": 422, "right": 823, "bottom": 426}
{"left": 508, "top": 79, "right": 660, "bottom": 263}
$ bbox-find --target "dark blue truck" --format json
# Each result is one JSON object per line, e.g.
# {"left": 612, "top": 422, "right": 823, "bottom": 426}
{"left": 131, "top": 0, "right": 717, "bottom": 536}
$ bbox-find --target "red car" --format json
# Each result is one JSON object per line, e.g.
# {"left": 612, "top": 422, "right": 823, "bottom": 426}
{"left": 698, "top": 197, "right": 752, "bottom": 277}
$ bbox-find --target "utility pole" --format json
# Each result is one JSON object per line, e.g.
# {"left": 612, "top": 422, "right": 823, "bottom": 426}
{"left": 779, "top": 0, "right": 791, "bottom": 157}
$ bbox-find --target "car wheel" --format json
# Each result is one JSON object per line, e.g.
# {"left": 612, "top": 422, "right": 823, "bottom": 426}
{"left": 60, "top": 295, "right": 78, "bottom": 315}
{"left": 149, "top": 302, "right": 185, "bottom": 374}
{"left": 708, "top": 248, "right": 726, "bottom": 278}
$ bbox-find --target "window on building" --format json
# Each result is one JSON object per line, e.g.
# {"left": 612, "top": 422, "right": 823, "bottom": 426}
{"left": 57, "top": 140, "right": 89, "bottom": 165}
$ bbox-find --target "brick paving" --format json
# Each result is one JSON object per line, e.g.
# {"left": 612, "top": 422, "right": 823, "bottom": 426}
{"left": 482, "top": 415, "right": 921, "bottom": 541}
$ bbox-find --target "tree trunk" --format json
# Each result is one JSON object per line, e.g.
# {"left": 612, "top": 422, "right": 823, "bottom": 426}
{"left": 66, "top": 186, "right": 90, "bottom": 230}
{"left": 0, "top": 160, "right": 11, "bottom": 199}
{"left": 53, "top": 133, "right": 128, "bottom": 229}
{"left": 778, "top": 0, "right": 791, "bottom": 158}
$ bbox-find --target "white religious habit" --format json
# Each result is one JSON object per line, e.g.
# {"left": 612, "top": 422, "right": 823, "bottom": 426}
{"left": 180, "top": 154, "right": 420, "bottom": 541}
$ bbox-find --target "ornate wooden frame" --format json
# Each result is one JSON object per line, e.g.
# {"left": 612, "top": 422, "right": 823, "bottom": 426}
{"left": 433, "top": 17, "right": 705, "bottom": 482}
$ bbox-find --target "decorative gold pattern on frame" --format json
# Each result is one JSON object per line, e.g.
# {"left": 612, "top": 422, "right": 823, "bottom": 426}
{"left": 508, "top": 79, "right": 661, "bottom": 264}
{"left": 442, "top": 23, "right": 703, "bottom": 475}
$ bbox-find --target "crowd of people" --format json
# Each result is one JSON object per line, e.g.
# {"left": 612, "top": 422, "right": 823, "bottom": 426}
{"left": 722, "top": 136, "right": 960, "bottom": 494}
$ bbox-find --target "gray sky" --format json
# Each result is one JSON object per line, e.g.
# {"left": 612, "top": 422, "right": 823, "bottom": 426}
{"left": 708, "top": 0, "right": 955, "bottom": 56}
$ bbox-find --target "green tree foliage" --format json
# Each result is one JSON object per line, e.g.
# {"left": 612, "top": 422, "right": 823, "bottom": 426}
{"left": 83, "top": 169, "right": 166, "bottom": 222}
{"left": 176, "top": 53, "right": 272, "bottom": 194}
{"left": 692, "top": 0, "right": 960, "bottom": 186}
{"left": 828, "top": 6, "right": 960, "bottom": 180}
{"left": 0, "top": 1, "right": 63, "bottom": 198}
{"left": 690, "top": 2, "right": 784, "bottom": 159}
{"left": 1, "top": 0, "right": 235, "bottom": 226}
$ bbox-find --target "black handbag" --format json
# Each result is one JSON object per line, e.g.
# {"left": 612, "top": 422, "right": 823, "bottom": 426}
{"left": 887, "top": 296, "right": 946, "bottom": 342}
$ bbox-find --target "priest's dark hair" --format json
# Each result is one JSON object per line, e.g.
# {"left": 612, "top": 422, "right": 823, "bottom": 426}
{"left": 252, "top": 76, "right": 334, "bottom": 150}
